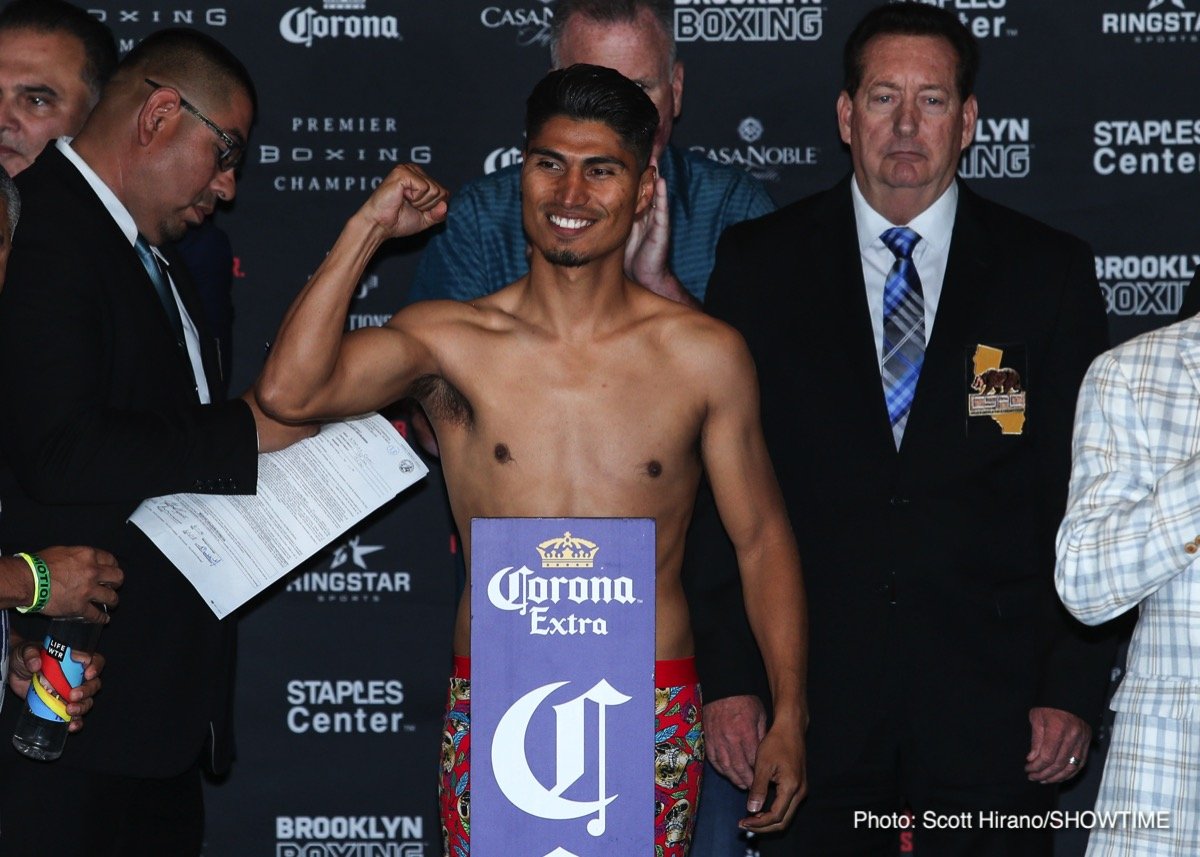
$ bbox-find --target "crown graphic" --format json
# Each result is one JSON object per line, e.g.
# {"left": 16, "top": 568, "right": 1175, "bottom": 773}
{"left": 537, "top": 532, "right": 599, "bottom": 568}
{"left": 324, "top": 0, "right": 366, "bottom": 9}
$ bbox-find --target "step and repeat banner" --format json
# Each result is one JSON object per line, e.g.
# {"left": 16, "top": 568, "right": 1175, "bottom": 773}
{"left": 78, "top": 2, "right": 1199, "bottom": 855}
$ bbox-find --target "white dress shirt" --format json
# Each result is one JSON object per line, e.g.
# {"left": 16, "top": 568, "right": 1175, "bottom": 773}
{"left": 56, "top": 139, "right": 211, "bottom": 404}
{"left": 852, "top": 178, "right": 958, "bottom": 371}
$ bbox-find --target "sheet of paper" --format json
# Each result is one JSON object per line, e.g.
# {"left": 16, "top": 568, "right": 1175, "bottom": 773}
{"left": 130, "top": 414, "right": 428, "bottom": 619}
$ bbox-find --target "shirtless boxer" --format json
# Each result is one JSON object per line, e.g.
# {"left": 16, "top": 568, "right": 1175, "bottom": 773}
{"left": 255, "top": 64, "right": 806, "bottom": 856}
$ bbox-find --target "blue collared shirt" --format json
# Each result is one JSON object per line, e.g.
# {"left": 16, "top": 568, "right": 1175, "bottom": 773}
{"left": 851, "top": 178, "right": 959, "bottom": 362}
{"left": 407, "top": 144, "right": 775, "bottom": 303}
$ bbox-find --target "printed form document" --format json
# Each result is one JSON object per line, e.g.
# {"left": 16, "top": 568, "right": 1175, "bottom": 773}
{"left": 131, "top": 414, "right": 427, "bottom": 619}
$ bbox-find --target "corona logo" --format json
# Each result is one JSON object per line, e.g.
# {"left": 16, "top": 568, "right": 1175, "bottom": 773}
{"left": 537, "top": 532, "right": 598, "bottom": 568}
{"left": 492, "top": 680, "right": 631, "bottom": 835}
{"left": 486, "top": 565, "right": 633, "bottom": 613}
{"left": 485, "top": 554, "right": 634, "bottom": 636}
{"left": 279, "top": 2, "right": 401, "bottom": 48}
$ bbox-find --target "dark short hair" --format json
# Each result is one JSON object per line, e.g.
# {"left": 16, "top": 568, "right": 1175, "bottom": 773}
{"left": 0, "top": 0, "right": 117, "bottom": 102}
{"left": 526, "top": 63, "right": 658, "bottom": 172}
{"left": 843, "top": 4, "right": 979, "bottom": 101}
{"left": 121, "top": 27, "right": 257, "bottom": 115}
{"left": 550, "top": 0, "right": 675, "bottom": 66}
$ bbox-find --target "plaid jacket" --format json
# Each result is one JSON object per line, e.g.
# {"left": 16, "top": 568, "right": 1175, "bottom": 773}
{"left": 1057, "top": 315, "right": 1200, "bottom": 719}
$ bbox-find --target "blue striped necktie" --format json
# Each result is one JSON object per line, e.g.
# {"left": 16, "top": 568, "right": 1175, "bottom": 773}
{"left": 880, "top": 226, "right": 925, "bottom": 448}
{"left": 134, "top": 235, "right": 186, "bottom": 352}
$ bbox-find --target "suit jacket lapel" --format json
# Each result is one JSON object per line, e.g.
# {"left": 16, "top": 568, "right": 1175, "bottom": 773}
{"left": 897, "top": 182, "right": 993, "bottom": 464}
{"left": 137, "top": 246, "right": 206, "bottom": 402}
{"left": 42, "top": 146, "right": 132, "bottom": 254}
{"left": 43, "top": 147, "right": 209, "bottom": 400}
{"left": 818, "top": 178, "right": 898, "bottom": 459}
{"left": 163, "top": 245, "right": 222, "bottom": 400}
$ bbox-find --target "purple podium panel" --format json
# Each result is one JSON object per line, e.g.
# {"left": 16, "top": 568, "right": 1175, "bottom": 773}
{"left": 471, "top": 518, "right": 656, "bottom": 857}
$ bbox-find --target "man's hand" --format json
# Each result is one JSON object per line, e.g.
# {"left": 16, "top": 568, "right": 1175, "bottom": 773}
{"left": 361, "top": 164, "right": 449, "bottom": 240}
{"left": 8, "top": 639, "right": 105, "bottom": 733}
{"left": 739, "top": 718, "right": 807, "bottom": 834}
{"left": 242, "top": 390, "right": 319, "bottom": 453}
{"left": 1026, "top": 706, "right": 1091, "bottom": 783}
{"left": 704, "top": 694, "right": 766, "bottom": 788}
{"left": 623, "top": 171, "right": 696, "bottom": 307}
{"left": 39, "top": 546, "right": 122, "bottom": 622}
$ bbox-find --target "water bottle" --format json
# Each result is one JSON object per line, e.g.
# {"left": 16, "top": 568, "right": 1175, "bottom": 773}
{"left": 12, "top": 617, "right": 103, "bottom": 761}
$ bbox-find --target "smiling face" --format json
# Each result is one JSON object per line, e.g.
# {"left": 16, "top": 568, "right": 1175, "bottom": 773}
{"left": 837, "top": 33, "right": 976, "bottom": 224}
{"left": 555, "top": 9, "right": 682, "bottom": 163}
{"left": 0, "top": 27, "right": 96, "bottom": 176}
{"left": 521, "top": 115, "right": 654, "bottom": 269}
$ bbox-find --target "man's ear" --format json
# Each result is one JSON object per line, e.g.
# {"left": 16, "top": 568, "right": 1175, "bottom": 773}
{"left": 960, "top": 94, "right": 979, "bottom": 151}
{"left": 671, "top": 60, "right": 684, "bottom": 118}
{"left": 635, "top": 163, "right": 656, "bottom": 216}
{"left": 836, "top": 91, "right": 853, "bottom": 146}
{"left": 138, "top": 86, "right": 180, "bottom": 147}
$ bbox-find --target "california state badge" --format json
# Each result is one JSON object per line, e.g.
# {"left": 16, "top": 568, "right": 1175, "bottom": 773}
{"left": 966, "top": 343, "right": 1027, "bottom": 436}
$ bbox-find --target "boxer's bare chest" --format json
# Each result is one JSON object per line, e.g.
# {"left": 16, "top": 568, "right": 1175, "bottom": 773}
{"left": 420, "top": 328, "right": 705, "bottom": 523}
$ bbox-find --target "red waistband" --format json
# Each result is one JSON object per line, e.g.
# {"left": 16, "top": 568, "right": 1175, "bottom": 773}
{"left": 452, "top": 656, "right": 697, "bottom": 686}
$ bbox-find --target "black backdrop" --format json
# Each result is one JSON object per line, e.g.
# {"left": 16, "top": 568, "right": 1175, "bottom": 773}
{"left": 73, "top": 2, "right": 1200, "bottom": 855}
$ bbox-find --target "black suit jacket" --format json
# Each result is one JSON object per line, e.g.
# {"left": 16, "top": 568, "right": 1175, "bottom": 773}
{"left": 696, "top": 177, "right": 1114, "bottom": 783}
{"left": 0, "top": 145, "right": 258, "bottom": 778}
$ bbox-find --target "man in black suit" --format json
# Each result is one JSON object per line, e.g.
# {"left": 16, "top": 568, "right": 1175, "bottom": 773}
{"left": 0, "top": 0, "right": 238, "bottom": 399}
{"left": 0, "top": 164, "right": 122, "bottom": 726}
{"left": 0, "top": 29, "right": 310, "bottom": 854}
{"left": 699, "top": 6, "right": 1114, "bottom": 854}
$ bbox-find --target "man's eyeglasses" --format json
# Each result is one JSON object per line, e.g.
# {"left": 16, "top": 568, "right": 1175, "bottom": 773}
{"left": 145, "top": 78, "right": 244, "bottom": 172}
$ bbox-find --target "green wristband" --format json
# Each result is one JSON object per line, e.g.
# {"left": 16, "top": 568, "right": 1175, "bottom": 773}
{"left": 14, "top": 552, "right": 50, "bottom": 613}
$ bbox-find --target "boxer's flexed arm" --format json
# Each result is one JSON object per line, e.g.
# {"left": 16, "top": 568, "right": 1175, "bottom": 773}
{"left": 256, "top": 165, "right": 449, "bottom": 422}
